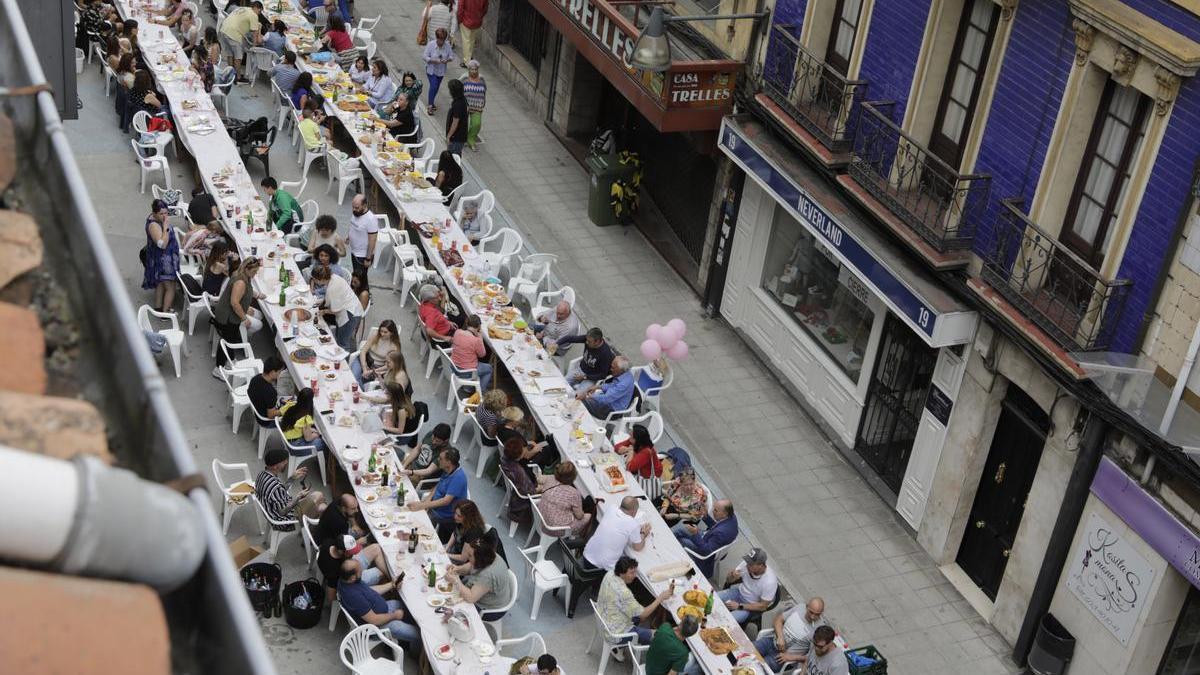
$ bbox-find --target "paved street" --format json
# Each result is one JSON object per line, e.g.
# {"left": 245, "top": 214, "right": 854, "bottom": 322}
{"left": 64, "top": 2, "right": 1020, "bottom": 671}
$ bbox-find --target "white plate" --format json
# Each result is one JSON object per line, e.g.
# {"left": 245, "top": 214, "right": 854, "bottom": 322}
{"left": 342, "top": 448, "right": 362, "bottom": 462}
{"left": 366, "top": 506, "right": 388, "bottom": 518}
{"left": 296, "top": 337, "right": 315, "bottom": 348}
{"left": 426, "top": 595, "right": 449, "bottom": 607}
{"left": 434, "top": 645, "right": 456, "bottom": 660}
{"left": 472, "top": 641, "right": 495, "bottom": 657}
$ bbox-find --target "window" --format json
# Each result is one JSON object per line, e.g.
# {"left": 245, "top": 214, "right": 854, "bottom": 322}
{"left": 499, "top": 0, "right": 548, "bottom": 70}
{"left": 824, "top": 0, "right": 864, "bottom": 75}
{"left": 928, "top": 0, "right": 1000, "bottom": 170}
{"left": 1062, "top": 80, "right": 1150, "bottom": 268}
{"left": 761, "top": 207, "right": 875, "bottom": 382}
{"left": 1159, "top": 585, "right": 1200, "bottom": 674}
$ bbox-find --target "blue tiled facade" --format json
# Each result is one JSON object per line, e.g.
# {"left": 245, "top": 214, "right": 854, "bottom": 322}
{"left": 762, "top": 0, "right": 1200, "bottom": 354}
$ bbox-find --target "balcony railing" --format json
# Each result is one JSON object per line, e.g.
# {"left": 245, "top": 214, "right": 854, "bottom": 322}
{"left": 761, "top": 24, "right": 867, "bottom": 156}
{"left": 847, "top": 101, "right": 989, "bottom": 253}
{"left": 981, "top": 199, "right": 1132, "bottom": 352}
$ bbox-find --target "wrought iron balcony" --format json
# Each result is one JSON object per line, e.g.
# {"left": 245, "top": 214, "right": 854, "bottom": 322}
{"left": 981, "top": 199, "right": 1132, "bottom": 352}
{"left": 847, "top": 101, "right": 989, "bottom": 253}
{"left": 761, "top": 24, "right": 867, "bottom": 156}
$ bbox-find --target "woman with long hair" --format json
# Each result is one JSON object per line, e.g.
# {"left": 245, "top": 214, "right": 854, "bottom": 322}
{"left": 279, "top": 387, "right": 328, "bottom": 456}
{"left": 445, "top": 77, "right": 468, "bottom": 156}
{"left": 433, "top": 150, "right": 462, "bottom": 205}
{"left": 350, "top": 266, "right": 371, "bottom": 311}
{"left": 445, "top": 499, "right": 504, "bottom": 564}
{"left": 201, "top": 239, "right": 231, "bottom": 296}
{"left": 211, "top": 256, "right": 265, "bottom": 370}
{"left": 115, "top": 53, "right": 136, "bottom": 89}
{"left": 290, "top": 71, "right": 316, "bottom": 110}
{"left": 614, "top": 424, "right": 662, "bottom": 478}
{"left": 141, "top": 199, "right": 180, "bottom": 313}
{"left": 381, "top": 381, "right": 423, "bottom": 448}
{"left": 352, "top": 318, "right": 402, "bottom": 385}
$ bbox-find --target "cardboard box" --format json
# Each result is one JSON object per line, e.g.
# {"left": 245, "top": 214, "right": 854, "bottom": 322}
{"left": 228, "top": 536, "right": 265, "bottom": 569}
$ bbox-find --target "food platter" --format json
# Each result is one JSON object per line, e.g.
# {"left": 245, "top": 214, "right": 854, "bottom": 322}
{"left": 700, "top": 627, "right": 737, "bottom": 655}
{"left": 290, "top": 347, "right": 318, "bottom": 363}
{"left": 683, "top": 589, "right": 708, "bottom": 608}
{"left": 677, "top": 605, "right": 704, "bottom": 620}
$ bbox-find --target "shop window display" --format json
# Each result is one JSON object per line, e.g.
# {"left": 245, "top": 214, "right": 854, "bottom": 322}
{"left": 761, "top": 207, "right": 874, "bottom": 382}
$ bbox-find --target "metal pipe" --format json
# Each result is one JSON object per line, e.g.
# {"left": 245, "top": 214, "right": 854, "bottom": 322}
{"left": 1161, "top": 318, "right": 1200, "bottom": 435}
{"left": 664, "top": 10, "right": 769, "bottom": 21}
{"left": 1141, "top": 455, "right": 1157, "bottom": 485}
{"left": 0, "top": 445, "right": 207, "bottom": 592}
{"left": 1011, "top": 416, "right": 1108, "bottom": 666}
{"left": 609, "top": 1, "right": 675, "bottom": 5}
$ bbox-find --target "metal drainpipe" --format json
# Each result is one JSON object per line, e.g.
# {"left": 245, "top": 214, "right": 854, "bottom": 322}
{"left": 1011, "top": 415, "right": 1108, "bottom": 666}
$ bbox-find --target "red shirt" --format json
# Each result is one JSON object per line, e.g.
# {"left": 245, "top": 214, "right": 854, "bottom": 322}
{"left": 326, "top": 28, "right": 353, "bottom": 52}
{"left": 419, "top": 301, "right": 456, "bottom": 339}
{"left": 616, "top": 440, "right": 662, "bottom": 479}
{"left": 457, "top": 0, "right": 488, "bottom": 29}
{"left": 450, "top": 329, "right": 486, "bottom": 370}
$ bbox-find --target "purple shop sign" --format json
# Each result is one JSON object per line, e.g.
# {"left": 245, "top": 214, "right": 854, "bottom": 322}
{"left": 1092, "top": 456, "right": 1200, "bottom": 588}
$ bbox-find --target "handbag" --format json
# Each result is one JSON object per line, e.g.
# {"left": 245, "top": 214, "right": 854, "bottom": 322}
{"left": 416, "top": 3, "right": 430, "bottom": 45}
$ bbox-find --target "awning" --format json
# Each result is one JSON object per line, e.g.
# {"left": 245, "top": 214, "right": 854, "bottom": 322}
{"left": 719, "top": 115, "right": 977, "bottom": 348}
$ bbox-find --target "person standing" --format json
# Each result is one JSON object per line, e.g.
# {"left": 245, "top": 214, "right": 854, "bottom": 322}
{"left": 142, "top": 199, "right": 180, "bottom": 313}
{"left": 461, "top": 60, "right": 486, "bottom": 150}
{"left": 218, "top": 1, "right": 263, "bottom": 82}
{"left": 261, "top": 177, "right": 303, "bottom": 234}
{"left": 347, "top": 194, "right": 380, "bottom": 273}
{"left": 211, "top": 257, "right": 266, "bottom": 373}
{"left": 422, "top": 28, "right": 454, "bottom": 113}
{"left": 445, "top": 79, "right": 469, "bottom": 156}
{"left": 456, "top": 0, "right": 486, "bottom": 64}
{"left": 310, "top": 265, "right": 365, "bottom": 350}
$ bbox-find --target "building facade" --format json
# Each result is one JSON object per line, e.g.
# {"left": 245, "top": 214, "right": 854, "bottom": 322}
{"left": 710, "top": 0, "right": 1200, "bottom": 671}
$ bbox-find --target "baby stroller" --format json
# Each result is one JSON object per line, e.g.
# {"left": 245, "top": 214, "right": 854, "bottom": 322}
{"left": 225, "top": 116, "right": 276, "bottom": 177}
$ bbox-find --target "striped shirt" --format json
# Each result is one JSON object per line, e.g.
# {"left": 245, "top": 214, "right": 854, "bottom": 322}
{"left": 255, "top": 469, "right": 296, "bottom": 531}
{"left": 462, "top": 77, "right": 486, "bottom": 113}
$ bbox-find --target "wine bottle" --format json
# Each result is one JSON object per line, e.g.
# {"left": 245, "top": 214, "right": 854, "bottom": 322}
{"left": 428, "top": 563, "right": 436, "bottom": 588}
{"left": 368, "top": 447, "right": 377, "bottom": 473}
{"left": 407, "top": 527, "right": 418, "bottom": 553}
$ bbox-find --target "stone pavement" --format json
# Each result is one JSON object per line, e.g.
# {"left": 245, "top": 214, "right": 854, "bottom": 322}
{"left": 63, "top": 3, "right": 1020, "bottom": 670}
{"left": 352, "top": 1, "right": 1022, "bottom": 672}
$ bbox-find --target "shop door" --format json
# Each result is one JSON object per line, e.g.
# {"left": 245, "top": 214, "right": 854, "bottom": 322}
{"left": 956, "top": 385, "right": 1048, "bottom": 600}
{"left": 853, "top": 314, "right": 938, "bottom": 493}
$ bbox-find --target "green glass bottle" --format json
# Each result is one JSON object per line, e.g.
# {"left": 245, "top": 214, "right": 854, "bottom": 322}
{"left": 368, "top": 447, "right": 377, "bottom": 473}
{"left": 703, "top": 591, "right": 714, "bottom": 616}
{"left": 427, "top": 563, "right": 436, "bottom": 588}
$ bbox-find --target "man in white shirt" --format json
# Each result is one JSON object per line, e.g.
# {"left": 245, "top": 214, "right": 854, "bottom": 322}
{"left": 720, "top": 547, "right": 779, "bottom": 625}
{"left": 753, "top": 597, "right": 828, "bottom": 672}
{"left": 583, "top": 496, "right": 651, "bottom": 571}
{"left": 533, "top": 300, "right": 581, "bottom": 352}
{"left": 347, "top": 194, "right": 380, "bottom": 273}
{"left": 311, "top": 264, "right": 365, "bottom": 350}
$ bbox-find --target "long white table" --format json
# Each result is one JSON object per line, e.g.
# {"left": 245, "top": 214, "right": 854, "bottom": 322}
{"left": 117, "top": 4, "right": 509, "bottom": 671}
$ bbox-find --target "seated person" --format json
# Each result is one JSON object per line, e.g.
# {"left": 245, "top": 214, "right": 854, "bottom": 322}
{"left": 304, "top": 244, "right": 351, "bottom": 294}
{"left": 533, "top": 301, "right": 581, "bottom": 352}
{"left": 261, "top": 176, "right": 303, "bottom": 234}
{"left": 187, "top": 185, "right": 219, "bottom": 226}
{"left": 447, "top": 535, "right": 513, "bottom": 621}
{"left": 458, "top": 199, "right": 488, "bottom": 244}
{"left": 674, "top": 498, "right": 738, "bottom": 579}
{"left": 720, "top": 548, "right": 778, "bottom": 626}
{"left": 659, "top": 465, "right": 708, "bottom": 529}
{"left": 752, "top": 597, "right": 828, "bottom": 673}
{"left": 614, "top": 424, "right": 661, "bottom": 479}
{"left": 380, "top": 382, "right": 426, "bottom": 448}
{"left": 317, "top": 534, "right": 388, "bottom": 603}
{"left": 560, "top": 327, "right": 614, "bottom": 392}
{"left": 277, "top": 387, "right": 328, "bottom": 456}
{"left": 597, "top": 556, "right": 672, "bottom": 645}
{"left": 351, "top": 318, "right": 402, "bottom": 385}
{"left": 255, "top": 447, "right": 326, "bottom": 530}
{"left": 361, "top": 59, "right": 396, "bottom": 107}
{"left": 400, "top": 422, "right": 451, "bottom": 480}
{"left": 537, "top": 462, "right": 593, "bottom": 536}
{"left": 270, "top": 50, "right": 301, "bottom": 92}
{"left": 306, "top": 214, "right": 347, "bottom": 258}
{"left": 380, "top": 92, "right": 417, "bottom": 139}
{"left": 247, "top": 356, "right": 286, "bottom": 426}
{"left": 445, "top": 499, "right": 505, "bottom": 564}
{"left": 583, "top": 496, "right": 651, "bottom": 571}
{"left": 316, "top": 493, "right": 370, "bottom": 544}
{"left": 474, "top": 389, "right": 507, "bottom": 446}
{"left": 450, "top": 315, "right": 492, "bottom": 391}
{"left": 646, "top": 616, "right": 700, "bottom": 675}
{"left": 182, "top": 219, "right": 224, "bottom": 258}
{"left": 417, "top": 283, "right": 457, "bottom": 343}
{"left": 406, "top": 448, "right": 469, "bottom": 541}
{"left": 348, "top": 55, "right": 371, "bottom": 84}
{"left": 337, "top": 559, "right": 420, "bottom": 654}
{"left": 432, "top": 150, "right": 463, "bottom": 206}
{"left": 297, "top": 106, "right": 331, "bottom": 151}
{"left": 576, "top": 356, "right": 635, "bottom": 419}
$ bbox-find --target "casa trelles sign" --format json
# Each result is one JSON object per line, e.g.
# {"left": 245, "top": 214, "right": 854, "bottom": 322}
{"left": 530, "top": 0, "right": 740, "bottom": 131}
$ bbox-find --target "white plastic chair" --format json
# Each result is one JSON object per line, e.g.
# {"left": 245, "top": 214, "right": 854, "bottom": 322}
{"left": 627, "top": 644, "right": 651, "bottom": 675}
{"left": 131, "top": 139, "right": 170, "bottom": 194}
{"left": 586, "top": 599, "right": 639, "bottom": 675}
{"left": 298, "top": 141, "right": 328, "bottom": 182}
{"left": 446, "top": 375, "right": 480, "bottom": 443}
{"left": 350, "top": 14, "right": 382, "bottom": 43}
{"left": 518, "top": 546, "right": 569, "bottom": 621}
{"left": 476, "top": 228, "right": 523, "bottom": 278}
{"left": 302, "top": 514, "right": 320, "bottom": 570}
{"left": 251, "top": 494, "right": 299, "bottom": 557}
{"left": 482, "top": 569, "right": 520, "bottom": 641}
{"left": 497, "top": 470, "right": 535, "bottom": 538}
{"left": 754, "top": 629, "right": 801, "bottom": 673}
{"left": 220, "top": 340, "right": 264, "bottom": 375}
{"left": 275, "top": 417, "right": 328, "bottom": 484}
{"left": 102, "top": 61, "right": 117, "bottom": 96}
{"left": 468, "top": 414, "right": 500, "bottom": 479}
{"left": 370, "top": 215, "right": 394, "bottom": 270}
{"left": 211, "top": 459, "right": 258, "bottom": 536}
{"left": 177, "top": 273, "right": 214, "bottom": 334}
{"left": 633, "top": 364, "right": 674, "bottom": 413}
{"left": 211, "top": 76, "right": 235, "bottom": 117}
{"left": 610, "top": 411, "right": 664, "bottom": 445}
{"left": 217, "top": 364, "right": 255, "bottom": 434}
{"left": 340, "top": 624, "right": 403, "bottom": 674}
{"left": 326, "top": 153, "right": 364, "bottom": 206}
{"left": 137, "top": 305, "right": 186, "bottom": 377}
{"left": 455, "top": 189, "right": 496, "bottom": 219}
{"left": 507, "top": 253, "right": 557, "bottom": 309}
{"left": 154, "top": 185, "right": 189, "bottom": 222}
{"left": 393, "top": 256, "right": 434, "bottom": 305}
{"left": 685, "top": 538, "right": 734, "bottom": 584}
{"left": 250, "top": 403, "right": 280, "bottom": 459}
{"left": 526, "top": 497, "right": 571, "bottom": 562}
{"left": 534, "top": 286, "right": 576, "bottom": 317}
{"left": 245, "top": 47, "right": 277, "bottom": 86}
{"left": 402, "top": 138, "right": 435, "bottom": 170}
{"left": 133, "top": 111, "right": 174, "bottom": 157}
{"left": 495, "top": 632, "right": 548, "bottom": 659}
{"left": 272, "top": 79, "right": 292, "bottom": 132}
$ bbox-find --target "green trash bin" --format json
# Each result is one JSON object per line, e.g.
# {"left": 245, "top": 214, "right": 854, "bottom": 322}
{"left": 586, "top": 149, "right": 634, "bottom": 227}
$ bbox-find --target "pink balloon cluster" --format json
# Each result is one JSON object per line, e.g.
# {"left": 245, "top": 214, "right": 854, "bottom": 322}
{"left": 640, "top": 318, "right": 690, "bottom": 361}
